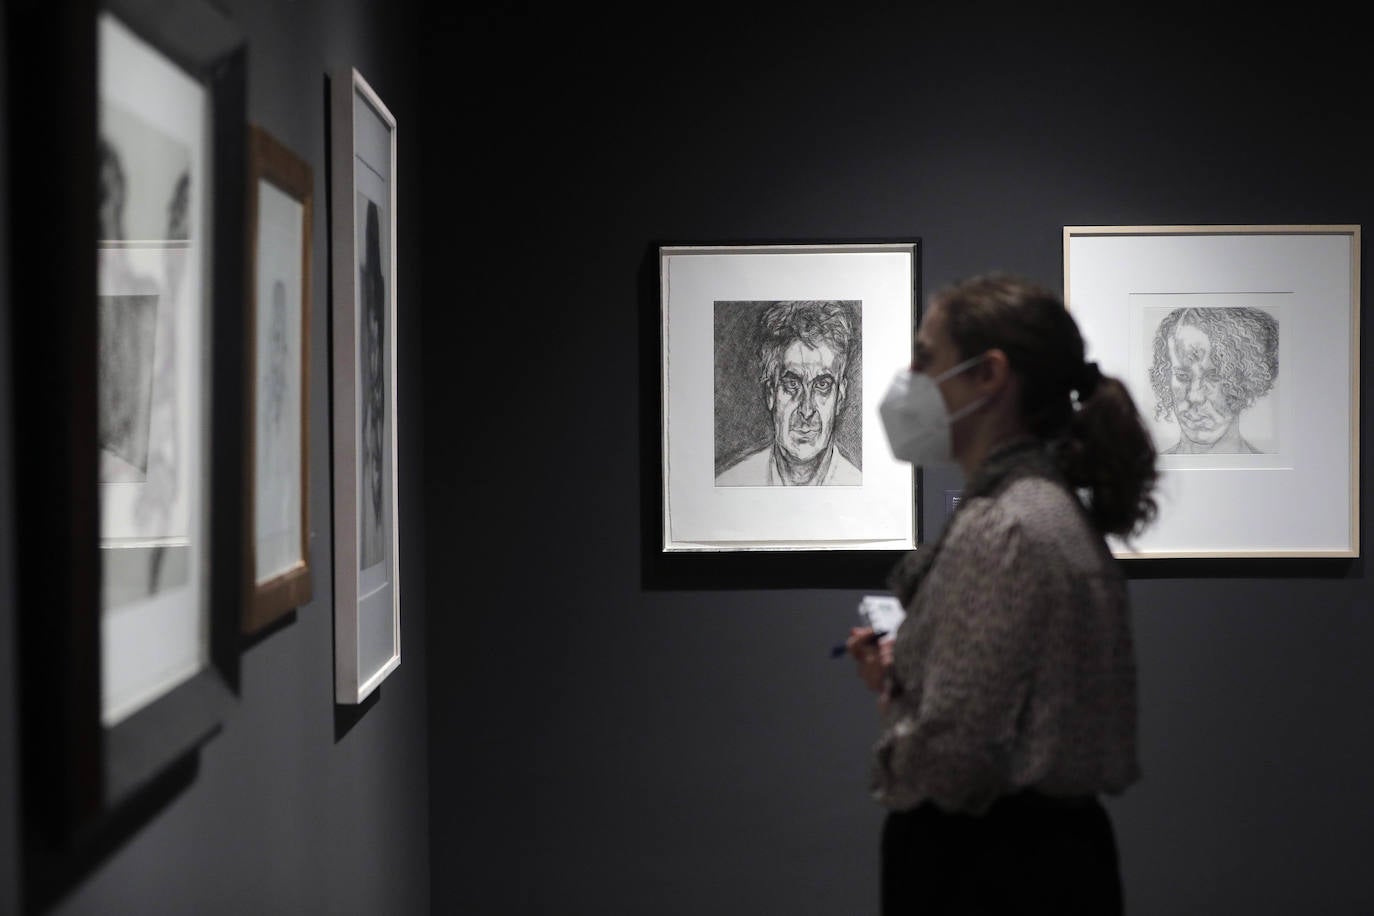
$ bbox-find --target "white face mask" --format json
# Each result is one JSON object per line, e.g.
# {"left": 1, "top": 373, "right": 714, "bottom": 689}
{"left": 878, "top": 355, "right": 988, "bottom": 466}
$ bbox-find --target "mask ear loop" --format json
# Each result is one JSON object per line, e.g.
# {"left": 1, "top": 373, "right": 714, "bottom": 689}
{"left": 930, "top": 352, "right": 988, "bottom": 385}
{"left": 946, "top": 392, "right": 988, "bottom": 425}
{"left": 933, "top": 353, "right": 992, "bottom": 425}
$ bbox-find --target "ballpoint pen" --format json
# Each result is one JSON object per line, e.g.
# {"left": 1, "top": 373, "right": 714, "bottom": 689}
{"left": 829, "top": 630, "right": 888, "bottom": 659}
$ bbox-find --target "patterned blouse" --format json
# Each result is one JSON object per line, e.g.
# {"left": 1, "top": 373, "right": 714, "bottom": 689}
{"left": 871, "top": 439, "right": 1140, "bottom": 815}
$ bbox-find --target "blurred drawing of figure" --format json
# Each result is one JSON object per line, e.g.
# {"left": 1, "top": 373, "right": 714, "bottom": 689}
{"left": 266, "top": 280, "right": 289, "bottom": 429}
{"left": 97, "top": 118, "right": 193, "bottom": 597}
{"left": 257, "top": 279, "right": 293, "bottom": 551}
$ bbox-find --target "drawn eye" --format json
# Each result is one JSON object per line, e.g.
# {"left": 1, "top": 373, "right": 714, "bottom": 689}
{"left": 781, "top": 378, "right": 800, "bottom": 395}
{"left": 813, "top": 377, "right": 833, "bottom": 394}
{"left": 1174, "top": 372, "right": 1190, "bottom": 383}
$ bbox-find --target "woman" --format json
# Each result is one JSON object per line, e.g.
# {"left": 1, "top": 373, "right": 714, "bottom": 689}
{"left": 848, "top": 274, "right": 1157, "bottom": 915}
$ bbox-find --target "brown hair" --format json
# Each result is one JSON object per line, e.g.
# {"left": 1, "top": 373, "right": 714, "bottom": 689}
{"left": 934, "top": 273, "right": 1157, "bottom": 537}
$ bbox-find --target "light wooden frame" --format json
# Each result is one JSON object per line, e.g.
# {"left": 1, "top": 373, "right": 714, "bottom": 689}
{"left": 1064, "top": 224, "right": 1360, "bottom": 559}
{"left": 244, "top": 124, "right": 313, "bottom": 632}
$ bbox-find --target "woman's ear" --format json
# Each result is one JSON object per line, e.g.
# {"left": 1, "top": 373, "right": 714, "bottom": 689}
{"left": 977, "top": 348, "right": 1013, "bottom": 392}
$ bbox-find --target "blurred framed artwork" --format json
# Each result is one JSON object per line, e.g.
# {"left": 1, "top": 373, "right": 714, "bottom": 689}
{"left": 1064, "top": 225, "right": 1359, "bottom": 558}
{"left": 94, "top": 0, "right": 244, "bottom": 800}
{"left": 244, "top": 125, "right": 313, "bottom": 632}
{"left": 658, "top": 243, "right": 919, "bottom": 552}
{"left": 11, "top": 0, "right": 245, "bottom": 903}
{"left": 330, "top": 68, "right": 400, "bottom": 703}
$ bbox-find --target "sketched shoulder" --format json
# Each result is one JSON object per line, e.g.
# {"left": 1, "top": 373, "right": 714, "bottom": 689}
{"left": 715, "top": 448, "right": 771, "bottom": 486}
{"left": 714, "top": 446, "right": 862, "bottom": 486}
{"left": 826, "top": 452, "right": 862, "bottom": 485}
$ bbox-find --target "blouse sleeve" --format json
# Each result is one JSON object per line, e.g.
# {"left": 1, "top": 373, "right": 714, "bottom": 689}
{"left": 872, "top": 501, "right": 1059, "bottom": 814}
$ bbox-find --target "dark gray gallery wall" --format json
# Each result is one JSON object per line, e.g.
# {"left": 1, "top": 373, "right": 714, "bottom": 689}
{"left": 1, "top": 0, "right": 428, "bottom": 913}
{"left": 422, "top": 8, "right": 1374, "bottom": 915}
{"left": 1, "top": 3, "right": 20, "bottom": 913}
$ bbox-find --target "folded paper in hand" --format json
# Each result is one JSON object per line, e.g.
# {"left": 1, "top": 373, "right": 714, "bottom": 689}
{"left": 858, "top": 594, "right": 906, "bottom": 637}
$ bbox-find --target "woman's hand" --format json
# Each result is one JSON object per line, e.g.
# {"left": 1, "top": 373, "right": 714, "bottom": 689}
{"left": 847, "top": 626, "right": 893, "bottom": 695}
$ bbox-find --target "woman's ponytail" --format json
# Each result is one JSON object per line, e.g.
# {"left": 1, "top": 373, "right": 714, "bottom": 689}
{"left": 1058, "top": 372, "right": 1158, "bottom": 537}
{"left": 936, "top": 274, "right": 1158, "bottom": 538}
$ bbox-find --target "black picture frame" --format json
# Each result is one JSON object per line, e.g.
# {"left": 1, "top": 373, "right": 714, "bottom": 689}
{"left": 641, "top": 238, "right": 922, "bottom": 589}
{"left": 8, "top": 0, "right": 245, "bottom": 907}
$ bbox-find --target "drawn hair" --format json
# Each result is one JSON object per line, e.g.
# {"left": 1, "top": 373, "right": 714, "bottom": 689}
{"left": 166, "top": 171, "right": 191, "bottom": 241}
{"left": 934, "top": 274, "right": 1157, "bottom": 537}
{"left": 98, "top": 137, "right": 127, "bottom": 240}
{"left": 1148, "top": 307, "right": 1278, "bottom": 420}
{"left": 363, "top": 202, "right": 384, "bottom": 346}
{"left": 756, "top": 300, "right": 855, "bottom": 390}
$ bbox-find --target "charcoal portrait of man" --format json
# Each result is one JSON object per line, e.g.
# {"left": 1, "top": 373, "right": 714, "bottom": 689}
{"left": 714, "top": 299, "right": 862, "bottom": 486}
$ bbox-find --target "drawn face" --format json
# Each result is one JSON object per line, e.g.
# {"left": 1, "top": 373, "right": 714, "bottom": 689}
{"left": 366, "top": 301, "right": 383, "bottom": 408}
{"left": 1168, "top": 323, "right": 1238, "bottom": 448}
{"left": 768, "top": 340, "right": 845, "bottom": 463}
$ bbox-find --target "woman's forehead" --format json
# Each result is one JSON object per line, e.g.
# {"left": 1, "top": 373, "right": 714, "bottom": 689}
{"left": 916, "top": 300, "right": 950, "bottom": 345}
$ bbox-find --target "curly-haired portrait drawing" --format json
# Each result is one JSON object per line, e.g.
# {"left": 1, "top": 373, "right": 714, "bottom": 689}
{"left": 714, "top": 300, "right": 862, "bottom": 486}
{"left": 358, "top": 196, "right": 388, "bottom": 570}
{"left": 1148, "top": 306, "right": 1279, "bottom": 455}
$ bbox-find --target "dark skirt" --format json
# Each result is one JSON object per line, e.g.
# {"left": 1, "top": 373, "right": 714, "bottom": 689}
{"left": 881, "top": 791, "right": 1123, "bottom": 916}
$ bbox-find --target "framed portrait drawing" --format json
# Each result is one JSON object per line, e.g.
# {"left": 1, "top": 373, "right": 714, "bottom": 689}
{"left": 244, "top": 125, "right": 313, "bottom": 633}
{"left": 11, "top": 0, "right": 244, "bottom": 899}
{"left": 94, "top": 0, "right": 244, "bottom": 799}
{"left": 330, "top": 68, "right": 400, "bottom": 703}
{"left": 659, "top": 243, "right": 919, "bottom": 552}
{"left": 1064, "top": 225, "right": 1360, "bottom": 558}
